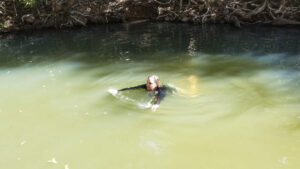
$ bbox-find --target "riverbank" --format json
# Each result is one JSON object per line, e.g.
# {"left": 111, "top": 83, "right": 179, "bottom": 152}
{"left": 1, "top": 0, "right": 300, "bottom": 33}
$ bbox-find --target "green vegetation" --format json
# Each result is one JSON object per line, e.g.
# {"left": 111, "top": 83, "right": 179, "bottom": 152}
{"left": 18, "top": 0, "right": 36, "bottom": 7}
{"left": 17, "top": 0, "right": 48, "bottom": 8}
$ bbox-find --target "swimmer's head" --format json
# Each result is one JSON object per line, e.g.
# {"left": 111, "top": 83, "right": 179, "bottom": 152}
{"left": 146, "top": 75, "right": 162, "bottom": 91}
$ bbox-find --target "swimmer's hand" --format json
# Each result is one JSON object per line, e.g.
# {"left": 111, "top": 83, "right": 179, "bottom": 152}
{"left": 151, "top": 104, "right": 159, "bottom": 112}
{"left": 108, "top": 89, "right": 118, "bottom": 96}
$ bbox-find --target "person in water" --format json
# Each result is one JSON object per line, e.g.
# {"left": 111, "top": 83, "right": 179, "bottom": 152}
{"left": 111, "top": 75, "right": 167, "bottom": 112}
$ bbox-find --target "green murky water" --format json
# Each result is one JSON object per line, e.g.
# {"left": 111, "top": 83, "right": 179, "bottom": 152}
{"left": 1, "top": 23, "right": 300, "bottom": 169}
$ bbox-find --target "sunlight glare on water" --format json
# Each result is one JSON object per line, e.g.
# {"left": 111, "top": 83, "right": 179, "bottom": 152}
{"left": 0, "top": 23, "right": 300, "bottom": 169}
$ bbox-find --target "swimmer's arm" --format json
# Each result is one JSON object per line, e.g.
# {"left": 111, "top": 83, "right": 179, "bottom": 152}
{"left": 151, "top": 92, "right": 165, "bottom": 112}
{"left": 118, "top": 84, "right": 147, "bottom": 92}
{"left": 153, "top": 89, "right": 167, "bottom": 106}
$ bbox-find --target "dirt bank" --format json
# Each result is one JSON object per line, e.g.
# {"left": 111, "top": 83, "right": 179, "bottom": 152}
{"left": 1, "top": 0, "right": 300, "bottom": 33}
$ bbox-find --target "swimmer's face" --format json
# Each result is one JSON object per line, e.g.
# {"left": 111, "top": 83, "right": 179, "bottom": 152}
{"left": 146, "top": 77, "right": 157, "bottom": 91}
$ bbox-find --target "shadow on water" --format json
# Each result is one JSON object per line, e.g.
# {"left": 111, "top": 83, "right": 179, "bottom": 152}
{"left": 1, "top": 23, "right": 300, "bottom": 93}
{"left": 1, "top": 23, "right": 300, "bottom": 66}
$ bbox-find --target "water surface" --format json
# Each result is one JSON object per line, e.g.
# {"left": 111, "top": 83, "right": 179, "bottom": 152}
{"left": 1, "top": 23, "right": 300, "bottom": 169}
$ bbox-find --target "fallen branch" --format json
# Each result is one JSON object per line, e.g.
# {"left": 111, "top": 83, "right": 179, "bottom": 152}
{"left": 70, "top": 15, "right": 86, "bottom": 26}
{"left": 201, "top": 7, "right": 210, "bottom": 23}
{"left": 154, "top": 0, "right": 172, "bottom": 5}
{"left": 70, "top": 10, "right": 90, "bottom": 17}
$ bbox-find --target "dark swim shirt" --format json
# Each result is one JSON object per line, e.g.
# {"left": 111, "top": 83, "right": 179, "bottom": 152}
{"left": 118, "top": 84, "right": 168, "bottom": 105}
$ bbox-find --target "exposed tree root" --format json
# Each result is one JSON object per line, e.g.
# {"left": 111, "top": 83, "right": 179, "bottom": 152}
{"left": 155, "top": 0, "right": 300, "bottom": 27}
{"left": 223, "top": 0, "right": 300, "bottom": 26}
{"left": 0, "top": 0, "right": 299, "bottom": 33}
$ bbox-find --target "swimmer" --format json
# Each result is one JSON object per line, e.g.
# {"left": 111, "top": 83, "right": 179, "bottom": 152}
{"left": 109, "top": 75, "right": 168, "bottom": 112}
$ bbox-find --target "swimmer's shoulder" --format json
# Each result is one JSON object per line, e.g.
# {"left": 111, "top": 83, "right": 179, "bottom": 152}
{"left": 162, "top": 84, "right": 178, "bottom": 93}
{"left": 167, "top": 84, "right": 180, "bottom": 92}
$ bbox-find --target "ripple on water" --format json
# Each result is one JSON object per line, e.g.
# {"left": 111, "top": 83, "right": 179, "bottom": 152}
{"left": 1, "top": 24, "right": 300, "bottom": 169}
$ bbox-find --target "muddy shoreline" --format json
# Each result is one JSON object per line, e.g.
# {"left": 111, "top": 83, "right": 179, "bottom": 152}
{"left": 1, "top": 0, "right": 300, "bottom": 33}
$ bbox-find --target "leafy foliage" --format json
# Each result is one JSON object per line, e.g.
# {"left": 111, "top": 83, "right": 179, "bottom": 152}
{"left": 295, "top": 0, "right": 300, "bottom": 5}
{"left": 18, "top": 0, "right": 46, "bottom": 7}
{"left": 18, "top": 0, "right": 36, "bottom": 7}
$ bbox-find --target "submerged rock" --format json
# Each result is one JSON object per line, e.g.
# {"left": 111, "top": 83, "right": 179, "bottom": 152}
{"left": 181, "top": 17, "right": 190, "bottom": 22}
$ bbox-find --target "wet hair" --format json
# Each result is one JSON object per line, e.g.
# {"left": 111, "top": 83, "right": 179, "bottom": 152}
{"left": 148, "top": 75, "right": 163, "bottom": 88}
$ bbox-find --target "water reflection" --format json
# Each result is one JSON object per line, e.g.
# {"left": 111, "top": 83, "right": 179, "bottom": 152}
{"left": 1, "top": 23, "right": 300, "bottom": 67}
